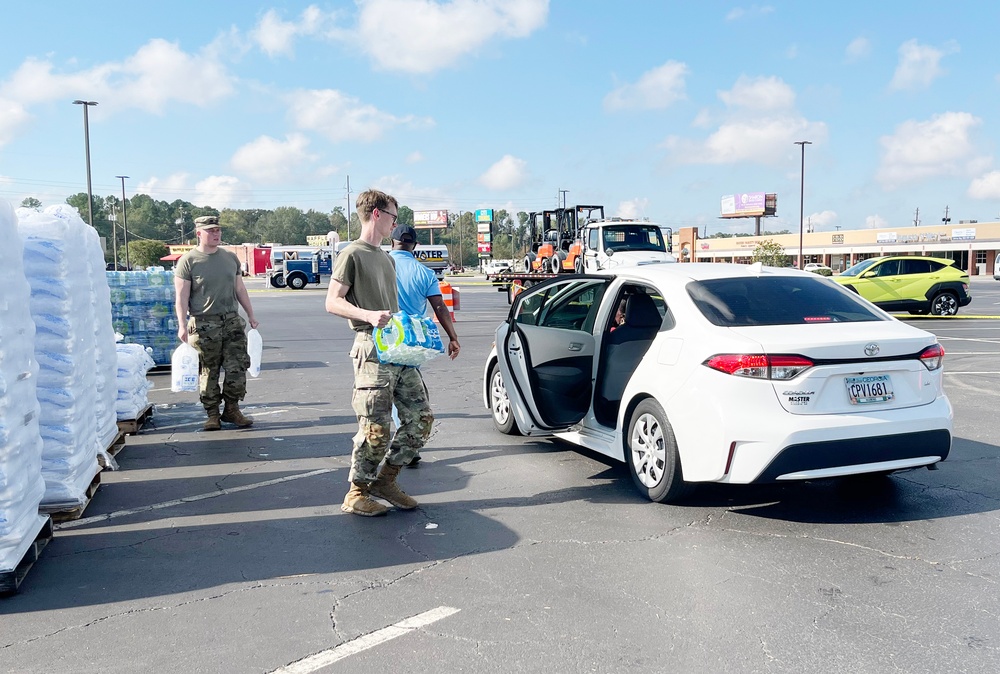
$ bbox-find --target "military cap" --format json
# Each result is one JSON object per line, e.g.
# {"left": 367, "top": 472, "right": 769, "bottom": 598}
{"left": 195, "top": 215, "right": 220, "bottom": 229}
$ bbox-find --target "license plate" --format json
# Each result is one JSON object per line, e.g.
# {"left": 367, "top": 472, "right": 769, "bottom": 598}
{"left": 846, "top": 374, "right": 894, "bottom": 404}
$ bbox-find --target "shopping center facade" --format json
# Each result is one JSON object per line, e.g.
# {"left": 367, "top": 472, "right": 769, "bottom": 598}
{"left": 676, "top": 221, "right": 1000, "bottom": 276}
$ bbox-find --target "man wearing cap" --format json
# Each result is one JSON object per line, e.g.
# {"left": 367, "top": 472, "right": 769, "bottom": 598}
{"left": 174, "top": 215, "right": 259, "bottom": 431}
{"left": 388, "top": 224, "right": 460, "bottom": 467}
{"left": 324, "top": 189, "right": 429, "bottom": 517}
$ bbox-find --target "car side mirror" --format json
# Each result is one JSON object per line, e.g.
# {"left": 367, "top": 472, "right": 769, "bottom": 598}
{"left": 860, "top": 271, "right": 876, "bottom": 278}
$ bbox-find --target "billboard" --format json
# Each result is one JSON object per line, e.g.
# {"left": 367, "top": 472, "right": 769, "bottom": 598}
{"left": 475, "top": 209, "right": 494, "bottom": 223}
{"left": 720, "top": 192, "right": 776, "bottom": 218}
{"left": 413, "top": 210, "right": 449, "bottom": 229}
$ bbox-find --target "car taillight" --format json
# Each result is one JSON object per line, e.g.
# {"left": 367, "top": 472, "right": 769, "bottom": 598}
{"left": 703, "top": 354, "right": 814, "bottom": 380}
{"left": 919, "top": 344, "right": 944, "bottom": 371}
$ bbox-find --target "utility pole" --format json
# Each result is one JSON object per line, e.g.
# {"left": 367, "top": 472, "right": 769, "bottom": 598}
{"left": 345, "top": 175, "right": 352, "bottom": 241}
{"left": 794, "top": 140, "right": 812, "bottom": 269}
{"left": 109, "top": 202, "right": 118, "bottom": 268}
{"left": 942, "top": 206, "right": 951, "bottom": 225}
{"left": 72, "top": 100, "right": 98, "bottom": 228}
{"left": 117, "top": 176, "right": 130, "bottom": 269}
{"left": 913, "top": 208, "right": 920, "bottom": 227}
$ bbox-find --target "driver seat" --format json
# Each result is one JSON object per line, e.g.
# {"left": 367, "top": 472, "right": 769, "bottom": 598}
{"left": 596, "top": 294, "right": 662, "bottom": 423}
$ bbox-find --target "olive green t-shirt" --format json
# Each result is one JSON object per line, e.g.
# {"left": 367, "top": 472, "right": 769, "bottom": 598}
{"left": 331, "top": 240, "right": 398, "bottom": 331}
{"left": 175, "top": 248, "right": 241, "bottom": 317}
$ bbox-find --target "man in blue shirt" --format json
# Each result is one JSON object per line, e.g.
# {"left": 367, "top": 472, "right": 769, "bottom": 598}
{"left": 388, "top": 225, "right": 460, "bottom": 467}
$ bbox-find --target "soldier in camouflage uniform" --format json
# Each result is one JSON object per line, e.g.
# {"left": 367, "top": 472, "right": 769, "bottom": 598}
{"left": 174, "top": 216, "right": 259, "bottom": 431}
{"left": 325, "top": 189, "right": 430, "bottom": 517}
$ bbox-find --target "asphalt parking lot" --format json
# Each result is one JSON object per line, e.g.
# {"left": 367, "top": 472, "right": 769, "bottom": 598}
{"left": 2, "top": 274, "right": 999, "bottom": 673}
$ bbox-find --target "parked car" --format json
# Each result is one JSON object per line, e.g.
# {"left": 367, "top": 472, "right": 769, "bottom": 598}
{"left": 484, "top": 263, "right": 952, "bottom": 503}
{"left": 833, "top": 255, "right": 971, "bottom": 316}
{"left": 803, "top": 262, "right": 833, "bottom": 276}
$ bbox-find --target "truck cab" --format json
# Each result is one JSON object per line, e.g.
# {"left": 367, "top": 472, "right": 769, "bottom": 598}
{"left": 269, "top": 246, "right": 334, "bottom": 289}
{"left": 581, "top": 220, "right": 677, "bottom": 272}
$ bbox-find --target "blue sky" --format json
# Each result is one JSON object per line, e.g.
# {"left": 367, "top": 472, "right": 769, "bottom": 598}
{"left": 2, "top": 1, "right": 999, "bottom": 234}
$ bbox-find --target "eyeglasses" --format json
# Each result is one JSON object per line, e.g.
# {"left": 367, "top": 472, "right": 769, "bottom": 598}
{"left": 377, "top": 208, "right": 398, "bottom": 225}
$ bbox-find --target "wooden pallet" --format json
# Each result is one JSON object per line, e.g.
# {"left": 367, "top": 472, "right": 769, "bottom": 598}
{"left": 98, "top": 430, "right": 127, "bottom": 468}
{"left": 39, "top": 471, "right": 102, "bottom": 523}
{"left": 1, "top": 516, "right": 54, "bottom": 596}
{"left": 117, "top": 404, "right": 153, "bottom": 436}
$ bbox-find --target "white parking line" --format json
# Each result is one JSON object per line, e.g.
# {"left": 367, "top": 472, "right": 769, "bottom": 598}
{"left": 269, "top": 606, "right": 461, "bottom": 673}
{"left": 56, "top": 468, "right": 336, "bottom": 530}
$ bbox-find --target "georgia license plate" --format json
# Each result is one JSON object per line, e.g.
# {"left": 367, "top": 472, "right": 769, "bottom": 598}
{"left": 846, "top": 374, "right": 894, "bottom": 404}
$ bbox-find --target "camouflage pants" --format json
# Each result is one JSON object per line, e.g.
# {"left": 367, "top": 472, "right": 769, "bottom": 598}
{"left": 187, "top": 312, "right": 250, "bottom": 411}
{"left": 348, "top": 331, "right": 433, "bottom": 484}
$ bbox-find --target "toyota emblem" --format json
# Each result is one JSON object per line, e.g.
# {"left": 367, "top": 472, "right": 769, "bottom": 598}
{"left": 864, "top": 343, "right": 880, "bottom": 357}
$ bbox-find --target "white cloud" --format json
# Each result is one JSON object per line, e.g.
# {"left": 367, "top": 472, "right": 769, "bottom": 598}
{"left": 0, "top": 97, "right": 31, "bottom": 147}
{"left": 889, "top": 39, "right": 956, "bottom": 91}
{"left": 352, "top": 0, "right": 549, "bottom": 73}
{"left": 251, "top": 6, "right": 338, "bottom": 57}
{"left": 230, "top": 133, "right": 317, "bottom": 182}
{"left": 479, "top": 155, "right": 528, "bottom": 190}
{"left": 725, "top": 5, "right": 775, "bottom": 21}
{"left": 137, "top": 173, "right": 192, "bottom": 200}
{"left": 665, "top": 117, "right": 827, "bottom": 165}
{"left": 406, "top": 151, "right": 424, "bottom": 164}
{"left": 865, "top": 215, "right": 888, "bottom": 229}
{"left": 806, "top": 210, "right": 837, "bottom": 231}
{"left": 287, "top": 88, "right": 432, "bottom": 143}
{"left": 845, "top": 37, "right": 871, "bottom": 63}
{"left": 196, "top": 175, "right": 254, "bottom": 209}
{"left": 718, "top": 75, "right": 795, "bottom": 110}
{"left": 876, "top": 112, "right": 988, "bottom": 188}
{"left": 968, "top": 171, "right": 1000, "bottom": 200}
{"left": 1, "top": 40, "right": 235, "bottom": 115}
{"left": 604, "top": 61, "right": 688, "bottom": 112}
{"left": 616, "top": 198, "right": 649, "bottom": 220}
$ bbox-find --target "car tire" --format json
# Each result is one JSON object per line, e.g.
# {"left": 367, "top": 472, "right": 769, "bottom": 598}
{"left": 287, "top": 274, "right": 307, "bottom": 290}
{"left": 269, "top": 274, "right": 286, "bottom": 288}
{"left": 626, "top": 399, "right": 690, "bottom": 503}
{"left": 549, "top": 256, "right": 561, "bottom": 274}
{"left": 489, "top": 362, "right": 520, "bottom": 435}
{"left": 930, "top": 291, "right": 959, "bottom": 316}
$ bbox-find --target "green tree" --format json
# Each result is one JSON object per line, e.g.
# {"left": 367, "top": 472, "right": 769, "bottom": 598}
{"left": 751, "top": 239, "right": 790, "bottom": 267}
{"left": 123, "top": 240, "right": 169, "bottom": 268}
{"left": 21, "top": 197, "right": 42, "bottom": 209}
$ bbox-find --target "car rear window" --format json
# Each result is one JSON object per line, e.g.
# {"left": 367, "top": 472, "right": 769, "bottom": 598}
{"left": 687, "top": 276, "right": 887, "bottom": 326}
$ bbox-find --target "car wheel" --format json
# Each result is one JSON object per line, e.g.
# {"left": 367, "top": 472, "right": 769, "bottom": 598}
{"left": 489, "top": 363, "right": 519, "bottom": 435}
{"left": 930, "top": 291, "right": 958, "bottom": 316}
{"left": 269, "top": 274, "right": 286, "bottom": 288}
{"left": 626, "top": 399, "right": 690, "bottom": 503}
{"left": 288, "top": 274, "right": 307, "bottom": 290}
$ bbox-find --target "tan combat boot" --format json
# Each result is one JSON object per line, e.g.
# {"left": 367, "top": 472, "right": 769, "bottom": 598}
{"left": 341, "top": 483, "right": 389, "bottom": 517}
{"left": 221, "top": 400, "right": 254, "bottom": 428}
{"left": 204, "top": 407, "right": 221, "bottom": 432}
{"left": 369, "top": 463, "right": 418, "bottom": 510}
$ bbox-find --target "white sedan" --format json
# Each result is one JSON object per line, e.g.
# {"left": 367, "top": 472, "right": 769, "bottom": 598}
{"left": 483, "top": 263, "right": 952, "bottom": 503}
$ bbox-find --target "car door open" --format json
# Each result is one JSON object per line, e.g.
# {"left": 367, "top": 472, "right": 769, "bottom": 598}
{"left": 496, "top": 277, "right": 610, "bottom": 434}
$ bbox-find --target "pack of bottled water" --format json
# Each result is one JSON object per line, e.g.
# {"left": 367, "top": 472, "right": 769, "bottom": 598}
{"left": 373, "top": 312, "right": 445, "bottom": 367}
{"left": 16, "top": 205, "right": 104, "bottom": 509}
{"left": 107, "top": 267, "right": 179, "bottom": 366}
{"left": 0, "top": 201, "right": 48, "bottom": 568}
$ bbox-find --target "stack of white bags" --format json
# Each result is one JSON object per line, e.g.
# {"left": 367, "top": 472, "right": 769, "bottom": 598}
{"left": 16, "top": 204, "right": 117, "bottom": 510}
{"left": 0, "top": 201, "right": 48, "bottom": 571}
{"left": 115, "top": 342, "right": 155, "bottom": 419}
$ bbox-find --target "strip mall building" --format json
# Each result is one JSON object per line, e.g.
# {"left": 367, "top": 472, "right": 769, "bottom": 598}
{"left": 675, "top": 222, "right": 1000, "bottom": 276}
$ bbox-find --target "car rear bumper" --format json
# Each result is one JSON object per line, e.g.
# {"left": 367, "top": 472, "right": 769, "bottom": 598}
{"left": 753, "top": 428, "right": 950, "bottom": 482}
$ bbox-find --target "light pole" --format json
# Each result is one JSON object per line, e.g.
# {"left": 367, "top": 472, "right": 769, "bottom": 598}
{"left": 794, "top": 140, "right": 812, "bottom": 269}
{"left": 176, "top": 214, "right": 185, "bottom": 245}
{"left": 108, "top": 203, "right": 118, "bottom": 268}
{"left": 117, "top": 175, "right": 130, "bottom": 269}
{"left": 72, "top": 100, "right": 98, "bottom": 227}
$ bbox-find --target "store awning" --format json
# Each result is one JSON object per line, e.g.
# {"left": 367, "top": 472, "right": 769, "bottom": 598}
{"left": 160, "top": 253, "right": 183, "bottom": 261}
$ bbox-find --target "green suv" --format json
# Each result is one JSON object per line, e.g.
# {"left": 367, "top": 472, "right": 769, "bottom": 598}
{"left": 833, "top": 255, "right": 971, "bottom": 316}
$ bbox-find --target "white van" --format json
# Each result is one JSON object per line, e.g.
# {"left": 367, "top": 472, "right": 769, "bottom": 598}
{"left": 994, "top": 253, "right": 1000, "bottom": 280}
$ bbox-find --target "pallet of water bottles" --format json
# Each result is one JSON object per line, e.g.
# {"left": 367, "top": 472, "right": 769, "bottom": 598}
{"left": 0, "top": 515, "right": 54, "bottom": 596}
{"left": 106, "top": 268, "right": 180, "bottom": 366}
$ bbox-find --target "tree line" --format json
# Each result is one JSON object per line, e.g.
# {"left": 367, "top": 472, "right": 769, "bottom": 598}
{"left": 37, "top": 193, "right": 537, "bottom": 268}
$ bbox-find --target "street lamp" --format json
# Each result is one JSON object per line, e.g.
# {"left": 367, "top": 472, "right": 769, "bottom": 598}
{"left": 176, "top": 214, "right": 185, "bottom": 245}
{"left": 794, "top": 140, "right": 812, "bottom": 269}
{"left": 116, "top": 175, "right": 130, "bottom": 269}
{"left": 72, "top": 100, "right": 98, "bottom": 227}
